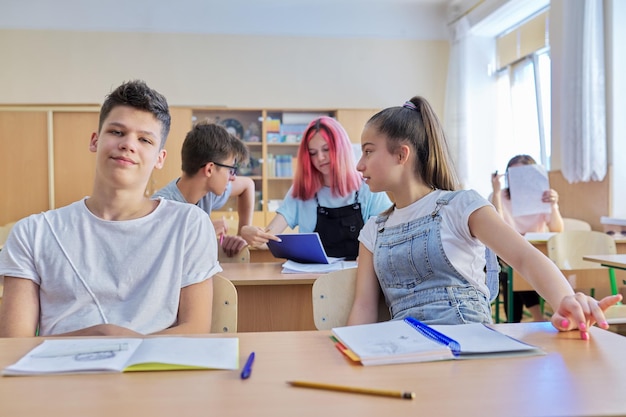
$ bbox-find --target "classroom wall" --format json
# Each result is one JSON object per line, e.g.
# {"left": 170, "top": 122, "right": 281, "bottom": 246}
{"left": 0, "top": 30, "right": 449, "bottom": 115}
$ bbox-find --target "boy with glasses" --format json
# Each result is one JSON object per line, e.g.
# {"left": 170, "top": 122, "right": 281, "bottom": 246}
{"left": 153, "top": 122, "right": 254, "bottom": 256}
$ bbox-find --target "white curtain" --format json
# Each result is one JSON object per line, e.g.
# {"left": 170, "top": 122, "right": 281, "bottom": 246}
{"left": 560, "top": 0, "right": 607, "bottom": 182}
{"left": 444, "top": 16, "right": 471, "bottom": 188}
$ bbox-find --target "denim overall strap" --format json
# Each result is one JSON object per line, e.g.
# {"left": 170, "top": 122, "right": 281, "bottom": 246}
{"left": 484, "top": 248, "right": 500, "bottom": 302}
{"left": 437, "top": 191, "right": 500, "bottom": 302}
{"left": 373, "top": 190, "right": 492, "bottom": 324}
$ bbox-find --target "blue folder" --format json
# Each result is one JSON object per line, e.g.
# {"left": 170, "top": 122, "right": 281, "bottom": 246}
{"left": 267, "top": 233, "right": 331, "bottom": 264}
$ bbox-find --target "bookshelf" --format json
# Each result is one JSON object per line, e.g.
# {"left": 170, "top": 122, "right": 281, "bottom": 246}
{"left": 188, "top": 108, "right": 378, "bottom": 228}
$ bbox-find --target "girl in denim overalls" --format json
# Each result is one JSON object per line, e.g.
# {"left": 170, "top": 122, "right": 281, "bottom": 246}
{"left": 347, "top": 96, "right": 621, "bottom": 339}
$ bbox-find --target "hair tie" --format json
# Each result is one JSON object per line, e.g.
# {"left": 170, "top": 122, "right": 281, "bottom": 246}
{"left": 402, "top": 101, "right": 417, "bottom": 111}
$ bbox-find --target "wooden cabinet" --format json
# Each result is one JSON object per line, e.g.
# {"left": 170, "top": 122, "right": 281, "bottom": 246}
{"left": 0, "top": 110, "right": 49, "bottom": 225}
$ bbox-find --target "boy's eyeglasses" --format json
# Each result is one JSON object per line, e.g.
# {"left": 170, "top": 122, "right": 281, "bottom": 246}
{"left": 211, "top": 161, "right": 238, "bottom": 176}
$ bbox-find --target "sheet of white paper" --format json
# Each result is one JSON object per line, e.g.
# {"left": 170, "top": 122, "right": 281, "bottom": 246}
{"left": 507, "top": 164, "right": 551, "bottom": 217}
{"left": 524, "top": 232, "right": 557, "bottom": 242}
{"left": 281, "top": 260, "right": 357, "bottom": 274}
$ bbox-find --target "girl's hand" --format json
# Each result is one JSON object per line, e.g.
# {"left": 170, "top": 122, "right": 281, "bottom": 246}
{"left": 491, "top": 171, "right": 503, "bottom": 193}
{"left": 542, "top": 189, "right": 559, "bottom": 205}
{"left": 240, "top": 225, "right": 282, "bottom": 247}
{"left": 551, "top": 293, "right": 622, "bottom": 340}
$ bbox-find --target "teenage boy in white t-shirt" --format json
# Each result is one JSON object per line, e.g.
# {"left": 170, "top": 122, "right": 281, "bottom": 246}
{"left": 0, "top": 80, "right": 221, "bottom": 337}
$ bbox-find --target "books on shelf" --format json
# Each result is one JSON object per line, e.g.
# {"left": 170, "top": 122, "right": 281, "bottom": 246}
{"left": 3, "top": 337, "right": 239, "bottom": 376}
{"left": 331, "top": 318, "right": 543, "bottom": 366}
{"left": 266, "top": 154, "right": 295, "bottom": 177}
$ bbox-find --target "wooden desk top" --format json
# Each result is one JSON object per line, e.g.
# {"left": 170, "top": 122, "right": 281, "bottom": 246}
{"left": 218, "top": 262, "right": 322, "bottom": 286}
{"left": 582, "top": 254, "right": 626, "bottom": 270}
{"left": 1, "top": 323, "right": 626, "bottom": 416}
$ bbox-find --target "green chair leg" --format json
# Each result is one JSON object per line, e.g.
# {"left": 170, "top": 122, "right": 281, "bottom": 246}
{"left": 494, "top": 296, "right": 500, "bottom": 323}
{"left": 506, "top": 265, "right": 514, "bottom": 323}
{"left": 609, "top": 268, "right": 622, "bottom": 304}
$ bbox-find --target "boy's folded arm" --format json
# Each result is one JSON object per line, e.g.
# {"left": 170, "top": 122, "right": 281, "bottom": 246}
{"left": 153, "top": 278, "right": 213, "bottom": 335}
{"left": 0, "top": 276, "right": 40, "bottom": 337}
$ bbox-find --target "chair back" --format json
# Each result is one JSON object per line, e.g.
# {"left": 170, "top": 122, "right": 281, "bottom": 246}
{"left": 547, "top": 231, "right": 616, "bottom": 270}
{"left": 0, "top": 221, "right": 16, "bottom": 248}
{"left": 218, "top": 245, "right": 250, "bottom": 263}
{"left": 312, "top": 269, "right": 390, "bottom": 330}
{"left": 211, "top": 274, "right": 238, "bottom": 333}
{"left": 563, "top": 218, "right": 592, "bottom": 231}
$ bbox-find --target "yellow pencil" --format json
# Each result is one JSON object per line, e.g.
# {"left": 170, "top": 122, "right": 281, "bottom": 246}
{"left": 287, "top": 381, "right": 415, "bottom": 400}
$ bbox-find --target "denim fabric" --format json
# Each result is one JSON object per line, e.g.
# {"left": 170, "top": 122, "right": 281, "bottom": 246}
{"left": 374, "top": 191, "right": 494, "bottom": 325}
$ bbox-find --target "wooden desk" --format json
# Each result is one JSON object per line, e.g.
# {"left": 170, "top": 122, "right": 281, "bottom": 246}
{"left": 582, "top": 254, "right": 626, "bottom": 270}
{"left": 249, "top": 246, "right": 283, "bottom": 263}
{"left": 218, "top": 262, "right": 321, "bottom": 332}
{"left": 2, "top": 323, "right": 626, "bottom": 416}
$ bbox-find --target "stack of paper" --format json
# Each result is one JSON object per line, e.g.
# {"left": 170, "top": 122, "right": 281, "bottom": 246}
{"left": 281, "top": 259, "right": 357, "bottom": 274}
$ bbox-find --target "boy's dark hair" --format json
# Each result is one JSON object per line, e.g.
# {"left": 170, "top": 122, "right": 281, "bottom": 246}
{"left": 181, "top": 121, "right": 250, "bottom": 176}
{"left": 98, "top": 80, "right": 171, "bottom": 148}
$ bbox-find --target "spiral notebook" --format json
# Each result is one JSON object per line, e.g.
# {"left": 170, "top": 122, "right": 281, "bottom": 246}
{"left": 331, "top": 318, "right": 543, "bottom": 366}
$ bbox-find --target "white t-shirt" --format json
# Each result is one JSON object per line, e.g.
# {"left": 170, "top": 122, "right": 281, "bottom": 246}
{"left": 152, "top": 178, "right": 232, "bottom": 215}
{"left": 0, "top": 198, "right": 222, "bottom": 336}
{"left": 359, "top": 189, "right": 493, "bottom": 296}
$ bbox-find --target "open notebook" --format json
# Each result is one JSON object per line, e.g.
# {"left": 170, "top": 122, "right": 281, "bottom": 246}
{"left": 267, "top": 233, "right": 335, "bottom": 264}
{"left": 332, "top": 318, "right": 543, "bottom": 366}
{"left": 3, "top": 337, "right": 239, "bottom": 376}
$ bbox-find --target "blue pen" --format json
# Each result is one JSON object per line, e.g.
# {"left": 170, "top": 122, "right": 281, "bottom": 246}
{"left": 240, "top": 352, "right": 255, "bottom": 379}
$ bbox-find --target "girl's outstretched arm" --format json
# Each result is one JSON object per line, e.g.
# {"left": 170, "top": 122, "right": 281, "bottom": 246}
{"left": 469, "top": 206, "right": 621, "bottom": 339}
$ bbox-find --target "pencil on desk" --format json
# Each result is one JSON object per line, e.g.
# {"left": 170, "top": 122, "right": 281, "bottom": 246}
{"left": 287, "top": 380, "right": 415, "bottom": 400}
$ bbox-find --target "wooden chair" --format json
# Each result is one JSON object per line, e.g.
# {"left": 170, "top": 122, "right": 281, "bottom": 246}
{"left": 312, "top": 268, "right": 390, "bottom": 330}
{"left": 547, "top": 231, "right": 619, "bottom": 296}
{"left": 218, "top": 245, "right": 250, "bottom": 263}
{"left": 211, "top": 274, "right": 238, "bottom": 333}
{"left": 563, "top": 218, "right": 592, "bottom": 231}
{"left": 0, "top": 221, "right": 16, "bottom": 249}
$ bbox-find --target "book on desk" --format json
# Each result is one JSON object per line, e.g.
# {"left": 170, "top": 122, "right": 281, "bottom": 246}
{"left": 267, "top": 233, "right": 333, "bottom": 264}
{"left": 267, "top": 232, "right": 357, "bottom": 273}
{"left": 3, "top": 337, "right": 239, "bottom": 376}
{"left": 332, "top": 318, "right": 543, "bottom": 366}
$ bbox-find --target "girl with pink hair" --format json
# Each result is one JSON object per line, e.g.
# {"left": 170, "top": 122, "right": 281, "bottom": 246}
{"left": 243, "top": 116, "right": 391, "bottom": 260}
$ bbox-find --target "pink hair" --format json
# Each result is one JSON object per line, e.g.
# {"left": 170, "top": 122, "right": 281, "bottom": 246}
{"left": 292, "top": 116, "right": 362, "bottom": 200}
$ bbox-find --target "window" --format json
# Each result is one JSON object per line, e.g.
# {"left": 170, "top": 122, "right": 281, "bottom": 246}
{"left": 494, "top": 2, "right": 551, "bottom": 170}
{"left": 495, "top": 50, "right": 551, "bottom": 169}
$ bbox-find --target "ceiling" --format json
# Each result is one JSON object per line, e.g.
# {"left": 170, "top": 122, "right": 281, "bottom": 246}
{"left": 0, "top": 0, "right": 454, "bottom": 40}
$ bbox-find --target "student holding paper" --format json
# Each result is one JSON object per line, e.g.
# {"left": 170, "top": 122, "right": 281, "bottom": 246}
{"left": 153, "top": 122, "right": 254, "bottom": 257}
{"left": 347, "top": 96, "right": 621, "bottom": 340}
{"left": 242, "top": 116, "right": 392, "bottom": 260}
{"left": 0, "top": 80, "right": 221, "bottom": 337}
{"left": 489, "top": 154, "right": 564, "bottom": 322}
